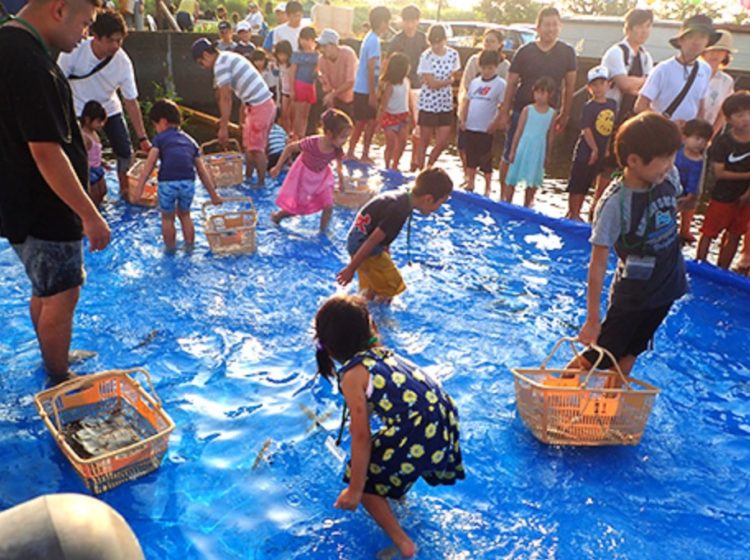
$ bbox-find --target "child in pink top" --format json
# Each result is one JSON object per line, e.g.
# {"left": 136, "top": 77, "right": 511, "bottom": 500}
{"left": 80, "top": 100, "right": 108, "bottom": 207}
{"left": 270, "top": 109, "right": 353, "bottom": 231}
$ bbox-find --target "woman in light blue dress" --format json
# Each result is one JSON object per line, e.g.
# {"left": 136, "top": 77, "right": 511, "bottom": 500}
{"left": 504, "top": 76, "right": 557, "bottom": 208}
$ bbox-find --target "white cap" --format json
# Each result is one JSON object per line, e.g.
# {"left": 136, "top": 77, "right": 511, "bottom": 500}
{"left": 587, "top": 65, "right": 609, "bottom": 83}
{"left": 318, "top": 28, "right": 340, "bottom": 46}
{"left": 236, "top": 21, "right": 251, "bottom": 32}
{"left": 275, "top": 2, "right": 287, "bottom": 11}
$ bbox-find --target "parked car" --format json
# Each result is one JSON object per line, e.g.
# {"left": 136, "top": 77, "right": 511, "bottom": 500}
{"left": 418, "top": 20, "right": 535, "bottom": 53}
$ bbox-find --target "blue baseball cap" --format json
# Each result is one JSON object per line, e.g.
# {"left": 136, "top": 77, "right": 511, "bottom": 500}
{"left": 191, "top": 38, "right": 214, "bottom": 60}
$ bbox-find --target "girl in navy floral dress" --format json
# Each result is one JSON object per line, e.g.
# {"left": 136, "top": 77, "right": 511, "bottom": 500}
{"left": 315, "top": 295, "right": 464, "bottom": 558}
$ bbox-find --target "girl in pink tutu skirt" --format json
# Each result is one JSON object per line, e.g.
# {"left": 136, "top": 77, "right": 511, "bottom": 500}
{"left": 270, "top": 109, "right": 352, "bottom": 231}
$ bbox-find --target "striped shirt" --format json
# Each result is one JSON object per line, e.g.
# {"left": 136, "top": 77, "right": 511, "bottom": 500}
{"left": 213, "top": 51, "right": 272, "bottom": 106}
{"left": 266, "top": 123, "right": 287, "bottom": 156}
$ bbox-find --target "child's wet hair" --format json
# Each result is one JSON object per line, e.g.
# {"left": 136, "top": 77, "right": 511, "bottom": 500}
{"left": 382, "top": 52, "right": 410, "bottom": 85}
{"left": 274, "top": 40, "right": 293, "bottom": 61}
{"left": 148, "top": 99, "right": 182, "bottom": 126}
{"left": 315, "top": 295, "right": 374, "bottom": 379}
{"left": 321, "top": 109, "right": 353, "bottom": 136}
{"left": 81, "top": 100, "right": 107, "bottom": 124}
{"left": 682, "top": 119, "right": 713, "bottom": 141}
{"left": 721, "top": 91, "right": 750, "bottom": 119}
{"left": 412, "top": 167, "right": 453, "bottom": 199}
{"left": 615, "top": 112, "right": 681, "bottom": 166}
{"left": 532, "top": 76, "right": 556, "bottom": 94}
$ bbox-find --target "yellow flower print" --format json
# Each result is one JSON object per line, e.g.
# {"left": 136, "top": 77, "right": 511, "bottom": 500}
{"left": 391, "top": 372, "right": 407, "bottom": 386}
{"left": 373, "top": 374, "right": 386, "bottom": 390}
{"left": 375, "top": 484, "right": 390, "bottom": 496}
{"left": 410, "top": 444, "right": 425, "bottom": 458}
{"left": 449, "top": 411, "right": 457, "bottom": 426}
{"left": 384, "top": 426, "right": 397, "bottom": 437}
{"left": 431, "top": 450, "right": 445, "bottom": 464}
{"left": 389, "top": 474, "right": 402, "bottom": 487}
{"left": 399, "top": 437, "right": 408, "bottom": 448}
{"left": 383, "top": 448, "right": 395, "bottom": 461}
{"left": 384, "top": 356, "right": 398, "bottom": 368}
{"left": 400, "top": 462, "right": 415, "bottom": 474}
{"left": 379, "top": 397, "right": 393, "bottom": 412}
{"left": 369, "top": 464, "right": 383, "bottom": 475}
{"left": 412, "top": 369, "right": 425, "bottom": 382}
{"left": 362, "top": 358, "right": 376, "bottom": 368}
{"left": 425, "top": 391, "right": 438, "bottom": 404}
{"left": 413, "top": 415, "right": 422, "bottom": 427}
{"left": 425, "top": 423, "right": 437, "bottom": 439}
{"left": 403, "top": 390, "right": 418, "bottom": 404}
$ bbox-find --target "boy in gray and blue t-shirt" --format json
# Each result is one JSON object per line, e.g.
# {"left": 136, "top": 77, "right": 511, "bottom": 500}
{"left": 573, "top": 113, "right": 688, "bottom": 383}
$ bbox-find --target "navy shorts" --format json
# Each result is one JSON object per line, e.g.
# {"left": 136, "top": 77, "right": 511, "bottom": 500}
{"left": 502, "top": 110, "right": 521, "bottom": 163}
{"left": 353, "top": 93, "right": 376, "bottom": 122}
{"left": 582, "top": 302, "right": 673, "bottom": 369}
{"left": 12, "top": 236, "right": 84, "bottom": 297}
{"left": 103, "top": 113, "right": 133, "bottom": 171}
{"left": 567, "top": 158, "right": 602, "bottom": 195}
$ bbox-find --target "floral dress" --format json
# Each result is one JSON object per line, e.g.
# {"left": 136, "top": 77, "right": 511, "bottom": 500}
{"left": 339, "top": 347, "right": 465, "bottom": 499}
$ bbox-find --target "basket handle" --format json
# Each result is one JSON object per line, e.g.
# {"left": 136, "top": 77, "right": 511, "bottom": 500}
{"left": 133, "top": 150, "right": 149, "bottom": 159}
{"left": 200, "top": 138, "right": 242, "bottom": 155}
{"left": 201, "top": 196, "right": 254, "bottom": 218}
{"left": 48, "top": 368, "right": 161, "bottom": 435}
{"left": 539, "top": 337, "right": 633, "bottom": 391}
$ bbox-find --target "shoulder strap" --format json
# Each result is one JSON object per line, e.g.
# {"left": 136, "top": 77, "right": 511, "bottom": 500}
{"left": 663, "top": 61, "right": 699, "bottom": 119}
{"left": 618, "top": 43, "right": 630, "bottom": 67}
{"left": 68, "top": 54, "right": 114, "bottom": 81}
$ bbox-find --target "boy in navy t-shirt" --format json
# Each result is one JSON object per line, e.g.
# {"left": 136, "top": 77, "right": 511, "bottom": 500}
{"left": 566, "top": 66, "right": 617, "bottom": 221}
{"left": 674, "top": 119, "right": 712, "bottom": 243}
{"left": 132, "top": 100, "right": 222, "bottom": 251}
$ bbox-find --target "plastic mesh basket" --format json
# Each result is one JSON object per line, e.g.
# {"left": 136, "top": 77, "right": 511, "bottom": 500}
{"left": 200, "top": 139, "right": 244, "bottom": 188}
{"left": 511, "top": 338, "right": 659, "bottom": 446}
{"left": 203, "top": 196, "right": 257, "bottom": 255}
{"left": 334, "top": 177, "right": 378, "bottom": 209}
{"left": 126, "top": 153, "right": 158, "bottom": 207}
{"left": 34, "top": 368, "right": 174, "bottom": 494}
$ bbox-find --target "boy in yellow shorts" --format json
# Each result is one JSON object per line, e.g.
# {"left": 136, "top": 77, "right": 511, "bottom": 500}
{"left": 336, "top": 167, "right": 453, "bottom": 301}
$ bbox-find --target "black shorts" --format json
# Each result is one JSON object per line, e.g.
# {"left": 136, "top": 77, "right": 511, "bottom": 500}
{"left": 334, "top": 98, "right": 355, "bottom": 120}
{"left": 353, "top": 92, "right": 376, "bottom": 122}
{"left": 103, "top": 112, "right": 133, "bottom": 171}
{"left": 418, "top": 110, "right": 453, "bottom": 128}
{"left": 567, "top": 157, "right": 602, "bottom": 195}
{"left": 464, "top": 130, "right": 494, "bottom": 173}
{"left": 582, "top": 302, "right": 673, "bottom": 369}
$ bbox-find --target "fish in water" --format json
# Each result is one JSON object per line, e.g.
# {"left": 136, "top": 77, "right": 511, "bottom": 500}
{"left": 252, "top": 438, "right": 274, "bottom": 470}
{"left": 299, "top": 404, "right": 333, "bottom": 434}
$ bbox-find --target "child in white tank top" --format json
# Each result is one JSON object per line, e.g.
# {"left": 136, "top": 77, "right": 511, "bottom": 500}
{"left": 377, "top": 53, "right": 414, "bottom": 170}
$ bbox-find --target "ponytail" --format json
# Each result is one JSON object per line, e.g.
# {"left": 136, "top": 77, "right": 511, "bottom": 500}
{"left": 315, "top": 339, "right": 336, "bottom": 381}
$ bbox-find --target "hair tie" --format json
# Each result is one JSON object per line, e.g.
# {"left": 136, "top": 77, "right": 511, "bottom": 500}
{"left": 367, "top": 336, "right": 378, "bottom": 346}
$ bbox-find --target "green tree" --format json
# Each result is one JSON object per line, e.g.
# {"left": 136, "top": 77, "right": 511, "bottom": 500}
{"left": 562, "top": 0, "right": 634, "bottom": 17}
{"left": 655, "top": 0, "right": 723, "bottom": 22}
{"left": 478, "top": 0, "right": 540, "bottom": 24}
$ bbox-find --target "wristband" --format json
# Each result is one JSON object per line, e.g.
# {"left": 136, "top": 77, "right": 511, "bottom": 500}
{"left": 138, "top": 136, "right": 148, "bottom": 143}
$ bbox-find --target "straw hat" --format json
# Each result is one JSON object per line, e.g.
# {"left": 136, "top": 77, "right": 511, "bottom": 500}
{"left": 668, "top": 14, "right": 721, "bottom": 49}
{"left": 704, "top": 30, "right": 737, "bottom": 53}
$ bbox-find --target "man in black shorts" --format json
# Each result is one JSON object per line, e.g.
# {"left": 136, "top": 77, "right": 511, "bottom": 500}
{"left": 0, "top": 0, "right": 111, "bottom": 382}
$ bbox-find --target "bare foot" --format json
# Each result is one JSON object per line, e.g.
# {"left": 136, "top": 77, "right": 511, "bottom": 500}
{"left": 344, "top": 153, "right": 359, "bottom": 162}
{"left": 271, "top": 211, "right": 283, "bottom": 225}
{"left": 359, "top": 156, "right": 375, "bottom": 165}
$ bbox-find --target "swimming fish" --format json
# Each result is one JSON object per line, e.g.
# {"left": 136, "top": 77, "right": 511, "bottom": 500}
{"left": 65, "top": 413, "right": 142, "bottom": 458}
{"left": 252, "top": 438, "right": 274, "bottom": 470}
{"left": 299, "top": 404, "right": 333, "bottom": 435}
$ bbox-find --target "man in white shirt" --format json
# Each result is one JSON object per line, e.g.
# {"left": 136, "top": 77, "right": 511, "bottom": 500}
{"left": 635, "top": 14, "right": 719, "bottom": 125}
{"left": 271, "top": 0, "right": 303, "bottom": 48}
{"left": 601, "top": 8, "right": 654, "bottom": 122}
{"left": 58, "top": 9, "right": 150, "bottom": 199}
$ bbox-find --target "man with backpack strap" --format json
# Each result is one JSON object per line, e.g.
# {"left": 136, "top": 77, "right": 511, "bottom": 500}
{"left": 58, "top": 8, "right": 151, "bottom": 200}
{"left": 635, "top": 14, "right": 719, "bottom": 126}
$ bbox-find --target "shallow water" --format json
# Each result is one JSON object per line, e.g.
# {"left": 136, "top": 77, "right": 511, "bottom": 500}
{"left": 0, "top": 166, "right": 749, "bottom": 559}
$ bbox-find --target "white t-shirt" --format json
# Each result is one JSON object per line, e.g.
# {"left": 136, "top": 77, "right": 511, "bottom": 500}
{"left": 601, "top": 40, "right": 653, "bottom": 108}
{"left": 417, "top": 47, "right": 460, "bottom": 113}
{"left": 385, "top": 79, "right": 410, "bottom": 114}
{"left": 57, "top": 39, "right": 139, "bottom": 117}
{"left": 272, "top": 23, "right": 302, "bottom": 49}
{"left": 702, "top": 70, "right": 735, "bottom": 126}
{"left": 465, "top": 75, "right": 506, "bottom": 132}
{"left": 640, "top": 57, "right": 711, "bottom": 122}
{"left": 244, "top": 11, "right": 264, "bottom": 31}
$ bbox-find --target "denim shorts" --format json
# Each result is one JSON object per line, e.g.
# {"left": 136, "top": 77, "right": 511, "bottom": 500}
{"left": 158, "top": 179, "right": 195, "bottom": 213}
{"left": 103, "top": 113, "right": 133, "bottom": 172}
{"left": 12, "top": 236, "right": 84, "bottom": 297}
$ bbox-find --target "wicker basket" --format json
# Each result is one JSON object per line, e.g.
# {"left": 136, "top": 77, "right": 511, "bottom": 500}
{"left": 126, "top": 153, "right": 158, "bottom": 207}
{"left": 200, "top": 139, "right": 244, "bottom": 188}
{"left": 34, "top": 368, "right": 174, "bottom": 494}
{"left": 334, "top": 177, "right": 378, "bottom": 209}
{"left": 511, "top": 337, "right": 659, "bottom": 446}
{"left": 203, "top": 196, "right": 257, "bottom": 255}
